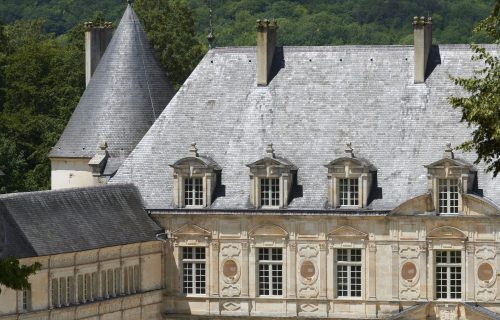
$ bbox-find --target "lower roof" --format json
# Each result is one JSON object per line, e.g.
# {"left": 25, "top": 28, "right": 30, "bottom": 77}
{"left": 0, "top": 184, "right": 160, "bottom": 258}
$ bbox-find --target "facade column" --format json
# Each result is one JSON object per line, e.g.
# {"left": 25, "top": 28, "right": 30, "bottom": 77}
{"left": 391, "top": 243, "right": 399, "bottom": 299}
{"left": 319, "top": 243, "right": 327, "bottom": 299}
{"left": 419, "top": 243, "right": 427, "bottom": 299}
{"left": 211, "top": 241, "right": 220, "bottom": 297}
{"left": 465, "top": 243, "right": 473, "bottom": 300}
{"left": 427, "top": 242, "right": 434, "bottom": 300}
{"left": 368, "top": 242, "right": 377, "bottom": 299}
{"left": 288, "top": 242, "right": 297, "bottom": 298}
{"left": 241, "top": 242, "right": 249, "bottom": 297}
{"left": 496, "top": 246, "right": 500, "bottom": 302}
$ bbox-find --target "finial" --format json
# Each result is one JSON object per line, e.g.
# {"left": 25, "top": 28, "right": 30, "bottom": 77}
{"left": 443, "top": 143, "right": 454, "bottom": 159}
{"left": 266, "top": 144, "right": 275, "bottom": 158}
{"left": 207, "top": 0, "right": 215, "bottom": 49}
{"left": 189, "top": 142, "right": 199, "bottom": 157}
{"left": 99, "top": 141, "right": 108, "bottom": 150}
{"left": 345, "top": 142, "right": 354, "bottom": 158}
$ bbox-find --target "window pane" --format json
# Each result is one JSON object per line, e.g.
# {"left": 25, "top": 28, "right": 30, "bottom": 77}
{"left": 339, "top": 178, "right": 359, "bottom": 206}
{"left": 435, "top": 250, "right": 462, "bottom": 299}
{"left": 336, "top": 249, "right": 362, "bottom": 297}
{"left": 438, "top": 179, "right": 459, "bottom": 214}
{"left": 258, "top": 247, "right": 283, "bottom": 296}
{"left": 184, "top": 178, "right": 203, "bottom": 206}
{"left": 182, "top": 247, "right": 206, "bottom": 295}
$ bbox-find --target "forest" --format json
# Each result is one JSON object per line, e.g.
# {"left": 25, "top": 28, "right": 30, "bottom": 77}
{"left": 0, "top": 0, "right": 497, "bottom": 192}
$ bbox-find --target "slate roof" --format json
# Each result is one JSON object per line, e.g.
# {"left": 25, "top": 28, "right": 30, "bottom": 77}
{"left": 49, "top": 4, "right": 174, "bottom": 169}
{"left": 111, "top": 44, "right": 500, "bottom": 211}
{"left": 0, "top": 184, "right": 160, "bottom": 258}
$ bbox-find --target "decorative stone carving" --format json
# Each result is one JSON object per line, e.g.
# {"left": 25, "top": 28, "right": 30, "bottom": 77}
{"left": 221, "top": 285, "right": 241, "bottom": 297}
{"left": 399, "top": 246, "right": 420, "bottom": 259}
{"left": 221, "top": 301, "right": 240, "bottom": 311}
{"left": 300, "top": 303, "right": 319, "bottom": 313}
{"left": 400, "top": 287, "right": 420, "bottom": 300}
{"left": 298, "top": 286, "right": 319, "bottom": 298}
{"left": 476, "top": 247, "right": 496, "bottom": 260}
{"left": 438, "top": 306, "right": 458, "bottom": 320}
{"left": 221, "top": 244, "right": 241, "bottom": 258}
{"left": 476, "top": 288, "right": 496, "bottom": 302}
{"left": 171, "top": 224, "right": 211, "bottom": 237}
{"left": 298, "top": 245, "right": 318, "bottom": 258}
{"left": 401, "top": 261, "right": 418, "bottom": 283}
{"left": 299, "top": 260, "right": 318, "bottom": 285}
{"left": 221, "top": 259, "right": 240, "bottom": 284}
{"left": 477, "top": 262, "right": 496, "bottom": 288}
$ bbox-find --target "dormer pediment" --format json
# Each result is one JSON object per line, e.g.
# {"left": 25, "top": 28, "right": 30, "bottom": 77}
{"left": 325, "top": 157, "right": 373, "bottom": 170}
{"left": 249, "top": 224, "right": 288, "bottom": 237}
{"left": 172, "top": 224, "right": 211, "bottom": 237}
{"left": 328, "top": 226, "right": 368, "bottom": 239}
{"left": 425, "top": 158, "right": 474, "bottom": 173}
{"left": 171, "top": 156, "right": 220, "bottom": 170}
{"left": 427, "top": 226, "right": 467, "bottom": 240}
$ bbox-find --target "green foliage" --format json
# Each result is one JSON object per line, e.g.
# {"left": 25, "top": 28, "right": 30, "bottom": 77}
{"left": 188, "top": 0, "right": 495, "bottom": 47}
{"left": 134, "top": 0, "right": 205, "bottom": 89}
{"left": 0, "top": 20, "right": 85, "bottom": 192}
{"left": 449, "top": 1, "right": 500, "bottom": 175}
{"left": 0, "top": 0, "right": 495, "bottom": 46}
{"left": 0, "top": 257, "right": 41, "bottom": 294}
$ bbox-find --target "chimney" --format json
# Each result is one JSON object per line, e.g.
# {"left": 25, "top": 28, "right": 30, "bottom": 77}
{"left": 413, "top": 16, "right": 432, "bottom": 83}
{"left": 84, "top": 21, "right": 113, "bottom": 86}
{"left": 256, "top": 19, "right": 278, "bottom": 86}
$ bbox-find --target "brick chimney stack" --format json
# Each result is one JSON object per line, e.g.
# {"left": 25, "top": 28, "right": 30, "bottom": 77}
{"left": 84, "top": 21, "right": 113, "bottom": 87}
{"left": 413, "top": 16, "right": 432, "bottom": 83}
{"left": 256, "top": 19, "right": 278, "bottom": 86}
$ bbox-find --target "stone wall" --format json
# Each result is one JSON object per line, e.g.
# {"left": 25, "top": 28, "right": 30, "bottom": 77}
{"left": 157, "top": 212, "right": 500, "bottom": 319}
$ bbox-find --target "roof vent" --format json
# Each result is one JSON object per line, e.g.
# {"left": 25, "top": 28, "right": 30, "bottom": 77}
{"left": 412, "top": 16, "right": 432, "bottom": 83}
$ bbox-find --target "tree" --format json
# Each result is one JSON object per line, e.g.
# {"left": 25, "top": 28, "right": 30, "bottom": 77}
{"left": 134, "top": 0, "right": 205, "bottom": 90}
{"left": 0, "top": 20, "right": 84, "bottom": 192}
{"left": 0, "top": 257, "right": 41, "bottom": 294}
{"left": 449, "top": 1, "right": 500, "bottom": 176}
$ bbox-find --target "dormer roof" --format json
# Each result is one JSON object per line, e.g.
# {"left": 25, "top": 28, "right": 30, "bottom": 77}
{"left": 49, "top": 4, "right": 174, "bottom": 166}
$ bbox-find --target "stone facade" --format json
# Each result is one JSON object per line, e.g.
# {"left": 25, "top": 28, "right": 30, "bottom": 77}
{"left": 0, "top": 241, "right": 163, "bottom": 320}
{"left": 157, "top": 212, "right": 500, "bottom": 319}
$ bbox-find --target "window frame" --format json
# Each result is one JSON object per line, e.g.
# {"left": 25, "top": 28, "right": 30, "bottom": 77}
{"left": 438, "top": 178, "right": 459, "bottom": 214}
{"left": 338, "top": 178, "right": 360, "bottom": 207}
{"left": 336, "top": 248, "right": 362, "bottom": 298}
{"left": 259, "top": 177, "right": 280, "bottom": 208}
{"left": 257, "top": 247, "right": 284, "bottom": 297}
{"left": 184, "top": 177, "right": 204, "bottom": 207}
{"left": 181, "top": 247, "right": 207, "bottom": 295}
{"left": 435, "top": 250, "right": 462, "bottom": 300}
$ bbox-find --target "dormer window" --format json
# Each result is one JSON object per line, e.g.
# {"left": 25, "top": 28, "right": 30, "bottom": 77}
{"left": 247, "top": 144, "right": 297, "bottom": 209}
{"left": 184, "top": 177, "right": 203, "bottom": 206}
{"left": 438, "top": 178, "right": 459, "bottom": 214}
{"left": 324, "top": 143, "right": 376, "bottom": 209}
{"left": 425, "top": 144, "right": 476, "bottom": 215}
{"left": 171, "top": 143, "right": 221, "bottom": 208}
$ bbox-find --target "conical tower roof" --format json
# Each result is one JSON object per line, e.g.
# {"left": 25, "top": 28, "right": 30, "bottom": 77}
{"left": 49, "top": 4, "right": 174, "bottom": 164}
